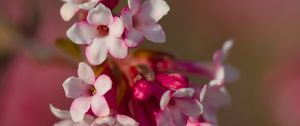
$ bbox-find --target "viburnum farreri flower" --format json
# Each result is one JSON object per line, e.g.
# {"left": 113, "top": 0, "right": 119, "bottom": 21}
{"left": 121, "top": 0, "right": 170, "bottom": 47}
{"left": 62, "top": 62, "right": 112, "bottom": 122}
{"left": 67, "top": 3, "right": 127, "bottom": 65}
{"left": 157, "top": 88, "right": 203, "bottom": 125}
{"left": 60, "top": 0, "right": 99, "bottom": 21}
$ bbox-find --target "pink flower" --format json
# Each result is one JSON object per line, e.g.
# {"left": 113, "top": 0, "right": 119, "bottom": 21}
{"left": 62, "top": 62, "right": 112, "bottom": 122}
{"left": 121, "top": 0, "right": 170, "bottom": 47}
{"left": 91, "top": 114, "right": 138, "bottom": 126}
{"left": 157, "top": 88, "right": 203, "bottom": 125}
{"left": 60, "top": 0, "right": 99, "bottom": 21}
{"left": 67, "top": 3, "right": 127, "bottom": 65}
{"left": 50, "top": 104, "right": 94, "bottom": 126}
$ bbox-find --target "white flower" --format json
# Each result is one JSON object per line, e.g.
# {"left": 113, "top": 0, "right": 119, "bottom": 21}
{"left": 60, "top": 0, "right": 99, "bottom": 21}
{"left": 67, "top": 3, "right": 128, "bottom": 65}
{"left": 121, "top": 0, "right": 170, "bottom": 47}
{"left": 63, "top": 62, "right": 112, "bottom": 122}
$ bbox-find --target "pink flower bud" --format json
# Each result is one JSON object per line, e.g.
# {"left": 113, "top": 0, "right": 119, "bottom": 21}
{"left": 133, "top": 80, "right": 153, "bottom": 101}
{"left": 156, "top": 73, "right": 189, "bottom": 90}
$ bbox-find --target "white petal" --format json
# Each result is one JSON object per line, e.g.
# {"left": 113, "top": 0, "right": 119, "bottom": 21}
{"left": 109, "top": 17, "right": 124, "bottom": 37}
{"left": 91, "top": 95, "right": 110, "bottom": 117}
{"left": 78, "top": 62, "right": 95, "bottom": 84}
{"left": 67, "top": 22, "right": 97, "bottom": 45}
{"left": 138, "top": 0, "right": 170, "bottom": 22}
{"left": 54, "top": 120, "right": 76, "bottom": 126}
{"left": 63, "top": 77, "right": 87, "bottom": 98}
{"left": 222, "top": 39, "right": 234, "bottom": 60}
{"left": 141, "top": 23, "right": 166, "bottom": 43}
{"left": 70, "top": 97, "right": 92, "bottom": 122}
{"left": 160, "top": 90, "right": 171, "bottom": 110}
{"left": 60, "top": 3, "right": 79, "bottom": 21}
{"left": 172, "top": 88, "right": 195, "bottom": 98}
{"left": 87, "top": 3, "right": 113, "bottom": 25}
{"left": 125, "top": 29, "right": 144, "bottom": 47}
{"left": 49, "top": 104, "right": 71, "bottom": 119}
{"left": 116, "top": 114, "right": 138, "bottom": 126}
{"left": 128, "top": 0, "right": 141, "bottom": 14}
{"left": 85, "top": 38, "right": 109, "bottom": 65}
{"left": 106, "top": 36, "right": 128, "bottom": 59}
{"left": 175, "top": 99, "right": 203, "bottom": 117}
{"left": 78, "top": 1, "right": 98, "bottom": 10}
{"left": 94, "top": 74, "right": 112, "bottom": 95}
{"left": 91, "top": 116, "right": 115, "bottom": 126}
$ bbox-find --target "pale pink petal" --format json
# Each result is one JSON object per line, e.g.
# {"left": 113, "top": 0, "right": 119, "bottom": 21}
{"left": 121, "top": 9, "right": 133, "bottom": 29}
{"left": 94, "top": 74, "right": 112, "bottom": 95}
{"left": 172, "top": 88, "right": 195, "bottom": 98}
{"left": 85, "top": 38, "right": 108, "bottom": 65}
{"left": 169, "top": 106, "right": 186, "bottom": 126}
{"left": 60, "top": 3, "right": 79, "bottom": 21}
{"left": 106, "top": 36, "right": 128, "bottom": 59}
{"left": 49, "top": 104, "right": 71, "bottom": 119}
{"left": 160, "top": 90, "right": 171, "bottom": 110}
{"left": 91, "top": 95, "right": 110, "bottom": 117}
{"left": 221, "top": 39, "right": 234, "bottom": 60}
{"left": 87, "top": 3, "right": 113, "bottom": 25}
{"left": 70, "top": 97, "right": 92, "bottom": 122}
{"left": 116, "top": 114, "right": 138, "bottom": 126}
{"left": 128, "top": 0, "right": 141, "bottom": 14}
{"left": 78, "top": 62, "right": 95, "bottom": 84}
{"left": 67, "top": 22, "right": 97, "bottom": 45}
{"left": 91, "top": 116, "right": 115, "bottom": 126}
{"left": 63, "top": 77, "right": 87, "bottom": 98}
{"left": 78, "top": 1, "right": 98, "bottom": 10}
{"left": 138, "top": 0, "right": 170, "bottom": 22}
{"left": 141, "top": 23, "right": 166, "bottom": 43}
{"left": 175, "top": 99, "right": 203, "bottom": 117}
{"left": 155, "top": 109, "right": 172, "bottom": 126}
{"left": 108, "top": 17, "right": 124, "bottom": 37}
{"left": 54, "top": 120, "right": 76, "bottom": 126}
{"left": 224, "top": 64, "right": 239, "bottom": 83}
{"left": 125, "top": 29, "right": 144, "bottom": 47}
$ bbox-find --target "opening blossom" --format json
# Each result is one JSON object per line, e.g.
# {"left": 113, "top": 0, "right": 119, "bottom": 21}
{"left": 63, "top": 62, "right": 112, "bottom": 122}
{"left": 51, "top": 0, "right": 238, "bottom": 125}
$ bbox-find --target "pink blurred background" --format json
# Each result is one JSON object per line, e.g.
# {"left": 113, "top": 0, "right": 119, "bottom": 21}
{"left": 0, "top": 0, "right": 300, "bottom": 125}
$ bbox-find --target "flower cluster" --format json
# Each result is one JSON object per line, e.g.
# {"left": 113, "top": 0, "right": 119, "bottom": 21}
{"left": 51, "top": 0, "right": 238, "bottom": 126}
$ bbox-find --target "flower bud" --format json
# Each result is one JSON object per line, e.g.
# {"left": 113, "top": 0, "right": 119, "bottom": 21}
{"left": 156, "top": 73, "right": 189, "bottom": 90}
{"left": 133, "top": 80, "right": 153, "bottom": 101}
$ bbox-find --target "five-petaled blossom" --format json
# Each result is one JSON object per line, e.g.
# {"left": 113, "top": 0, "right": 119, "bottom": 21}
{"left": 63, "top": 62, "right": 112, "bottom": 122}
{"left": 157, "top": 88, "right": 203, "bottom": 125}
{"left": 60, "top": 0, "right": 99, "bottom": 21}
{"left": 67, "top": 3, "right": 128, "bottom": 65}
{"left": 121, "top": 0, "right": 170, "bottom": 47}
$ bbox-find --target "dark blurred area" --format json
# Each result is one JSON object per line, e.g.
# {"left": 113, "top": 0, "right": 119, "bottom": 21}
{"left": 0, "top": 0, "right": 300, "bottom": 126}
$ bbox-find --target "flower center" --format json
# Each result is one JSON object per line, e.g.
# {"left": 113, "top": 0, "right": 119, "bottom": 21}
{"left": 97, "top": 25, "right": 109, "bottom": 36}
{"left": 169, "top": 99, "right": 176, "bottom": 106}
{"left": 88, "top": 86, "right": 97, "bottom": 95}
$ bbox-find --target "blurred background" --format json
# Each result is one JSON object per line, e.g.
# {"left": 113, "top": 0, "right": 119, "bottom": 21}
{"left": 0, "top": 0, "right": 300, "bottom": 125}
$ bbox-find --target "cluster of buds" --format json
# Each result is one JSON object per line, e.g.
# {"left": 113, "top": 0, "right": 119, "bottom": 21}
{"left": 50, "top": 0, "right": 238, "bottom": 126}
